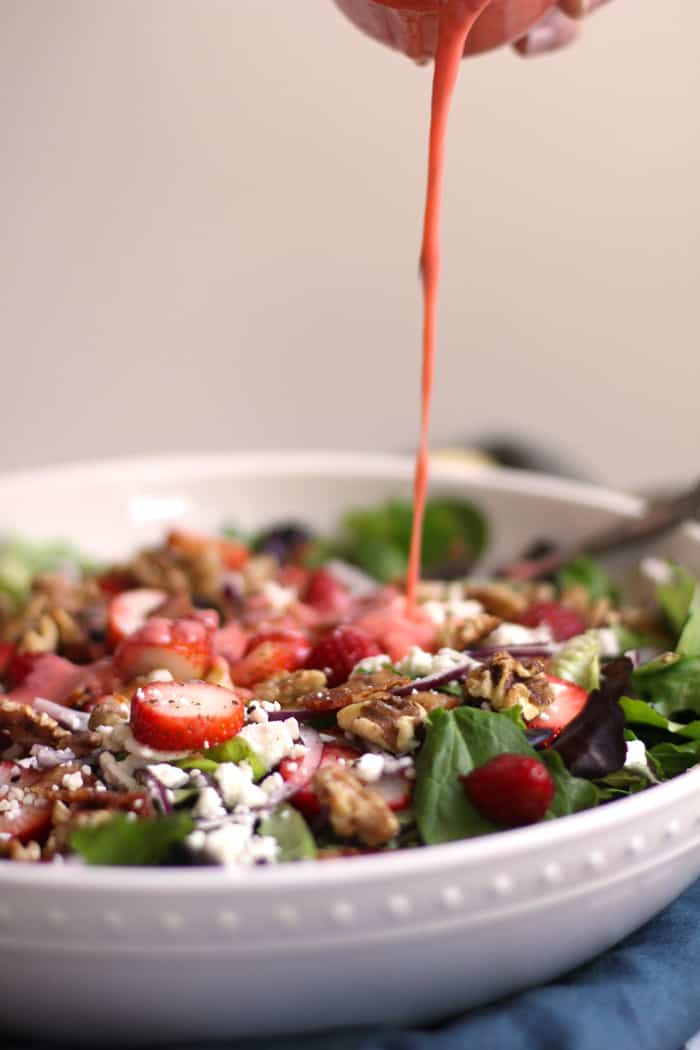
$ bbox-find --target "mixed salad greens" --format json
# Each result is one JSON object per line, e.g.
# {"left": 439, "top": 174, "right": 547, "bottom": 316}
{"left": 0, "top": 499, "right": 697, "bottom": 868}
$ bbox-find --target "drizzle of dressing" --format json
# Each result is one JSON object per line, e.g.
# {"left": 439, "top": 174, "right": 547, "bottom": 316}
{"left": 405, "top": 1, "right": 493, "bottom": 607}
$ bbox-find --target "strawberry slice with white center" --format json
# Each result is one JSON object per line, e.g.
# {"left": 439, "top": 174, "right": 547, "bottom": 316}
{"left": 0, "top": 762, "right": 52, "bottom": 844}
{"left": 528, "top": 675, "right": 589, "bottom": 740}
{"left": 130, "top": 680, "right": 244, "bottom": 751}
{"left": 107, "top": 588, "right": 167, "bottom": 647}
{"left": 374, "top": 773, "right": 413, "bottom": 813}
{"left": 283, "top": 740, "right": 360, "bottom": 819}
{"left": 114, "top": 617, "right": 214, "bottom": 684}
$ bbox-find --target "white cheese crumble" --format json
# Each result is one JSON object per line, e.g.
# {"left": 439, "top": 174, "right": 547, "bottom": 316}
{"left": 61, "top": 771, "right": 84, "bottom": 792}
{"left": 199, "top": 823, "right": 279, "bottom": 866}
{"left": 239, "top": 718, "right": 300, "bottom": 771}
{"left": 640, "top": 557, "right": 674, "bottom": 586}
{"left": 597, "top": 627, "right": 622, "bottom": 658}
{"left": 354, "top": 753, "right": 384, "bottom": 783}
{"left": 147, "top": 763, "right": 190, "bottom": 790}
{"left": 396, "top": 646, "right": 475, "bottom": 679}
{"left": 421, "top": 598, "right": 484, "bottom": 626}
{"left": 624, "top": 739, "right": 648, "bottom": 769}
{"left": 351, "top": 653, "right": 393, "bottom": 677}
{"left": 483, "top": 623, "right": 553, "bottom": 648}
{"left": 192, "top": 786, "right": 226, "bottom": 821}
{"left": 214, "top": 762, "right": 268, "bottom": 808}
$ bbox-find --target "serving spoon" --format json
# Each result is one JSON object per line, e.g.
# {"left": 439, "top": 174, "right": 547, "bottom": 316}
{"left": 498, "top": 478, "right": 700, "bottom": 581}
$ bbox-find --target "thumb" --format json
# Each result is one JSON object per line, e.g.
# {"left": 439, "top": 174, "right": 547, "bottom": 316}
{"left": 512, "top": 6, "right": 579, "bottom": 56}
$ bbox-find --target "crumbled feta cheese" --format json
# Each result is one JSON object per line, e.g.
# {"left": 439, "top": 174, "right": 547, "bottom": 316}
{"left": 61, "top": 771, "right": 84, "bottom": 792}
{"left": 351, "top": 653, "right": 393, "bottom": 677}
{"left": 147, "top": 763, "right": 190, "bottom": 790}
{"left": 196, "top": 823, "right": 279, "bottom": 866}
{"left": 396, "top": 646, "right": 475, "bottom": 679}
{"left": 192, "top": 786, "right": 226, "bottom": 821}
{"left": 421, "top": 599, "right": 484, "bottom": 626}
{"left": 261, "top": 580, "right": 296, "bottom": 613}
{"left": 354, "top": 752, "right": 384, "bottom": 783}
{"left": 624, "top": 739, "right": 648, "bottom": 769}
{"left": 260, "top": 772, "right": 284, "bottom": 797}
{"left": 214, "top": 763, "right": 267, "bottom": 808}
{"left": 239, "top": 719, "right": 300, "bottom": 771}
{"left": 483, "top": 623, "right": 553, "bottom": 648}
{"left": 246, "top": 702, "right": 269, "bottom": 725}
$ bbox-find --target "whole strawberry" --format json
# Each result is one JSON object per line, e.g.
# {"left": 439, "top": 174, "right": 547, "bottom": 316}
{"left": 460, "top": 753, "right": 555, "bottom": 827}
{"left": 306, "top": 626, "right": 381, "bottom": 687}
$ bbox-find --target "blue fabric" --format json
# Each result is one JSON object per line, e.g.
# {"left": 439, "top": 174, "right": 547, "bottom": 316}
{"left": 5, "top": 879, "right": 700, "bottom": 1050}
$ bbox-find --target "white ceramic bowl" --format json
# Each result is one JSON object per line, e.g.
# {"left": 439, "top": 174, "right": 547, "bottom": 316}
{"left": 2, "top": 452, "right": 700, "bottom": 1046}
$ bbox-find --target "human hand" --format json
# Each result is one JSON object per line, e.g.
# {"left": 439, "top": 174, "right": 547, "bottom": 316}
{"left": 513, "top": 0, "right": 612, "bottom": 56}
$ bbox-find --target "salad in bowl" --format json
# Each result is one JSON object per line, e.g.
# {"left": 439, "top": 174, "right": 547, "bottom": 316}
{"left": 1, "top": 491, "right": 697, "bottom": 870}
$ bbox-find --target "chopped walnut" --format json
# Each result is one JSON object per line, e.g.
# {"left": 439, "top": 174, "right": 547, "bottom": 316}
{"left": 6, "top": 839, "right": 41, "bottom": 863}
{"left": 464, "top": 651, "right": 553, "bottom": 721}
{"left": 313, "top": 764, "right": 398, "bottom": 847}
{"left": 0, "top": 698, "right": 71, "bottom": 749}
{"left": 88, "top": 695, "right": 130, "bottom": 731}
{"left": 463, "top": 583, "right": 527, "bottom": 621}
{"left": 337, "top": 693, "right": 428, "bottom": 753}
{"left": 255, "top": 669, "right": 328, "bottom": 706}
{"left": 410, "top": 690, "right": 462, "bottom": 713}
{"left": 19, "top": 612, "right": 60, "bottom": 654}
{"left": 437, "top": 612, "right": 501, "bottom": 650}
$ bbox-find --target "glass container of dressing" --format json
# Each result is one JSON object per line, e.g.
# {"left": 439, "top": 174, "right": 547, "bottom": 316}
{"left": 334, "top": 0, "right": 553, "bottom": 59}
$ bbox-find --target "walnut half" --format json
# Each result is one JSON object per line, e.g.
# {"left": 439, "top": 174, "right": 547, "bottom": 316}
{"left": 313, "top": 764, "right": 399, "bottom": 847}
{"left": 337, "top": 693, "right": 428, "bottom": 754}
{"left": 464, "top": 651, "right": 553, "bottom": 721}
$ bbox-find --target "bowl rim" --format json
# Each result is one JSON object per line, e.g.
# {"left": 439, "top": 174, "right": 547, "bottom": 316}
{"left": 1, "top": 449, "right": 698, "bottom": 891}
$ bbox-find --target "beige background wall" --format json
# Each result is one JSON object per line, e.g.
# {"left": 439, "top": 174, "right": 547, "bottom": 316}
{"left": 1, "top": 1, "right": 697, "bottom": 489}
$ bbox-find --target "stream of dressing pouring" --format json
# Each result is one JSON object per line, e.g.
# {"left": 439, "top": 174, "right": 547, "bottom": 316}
{"left": 405, "top": 0, "right": 494, "bottom": 607}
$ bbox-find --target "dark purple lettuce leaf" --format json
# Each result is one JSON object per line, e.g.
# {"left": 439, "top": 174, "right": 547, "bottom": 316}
{"left": 552, "top": 657, "right": 632, "bottom": 779}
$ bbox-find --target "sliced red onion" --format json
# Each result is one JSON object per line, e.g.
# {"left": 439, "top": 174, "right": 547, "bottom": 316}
{"left": 391, "top": 661, "right": 475, "bottom": 697}
{"left": 31, "top": 745, "right": 76, "bottom": 769}
{"left": 266, "top": 706, "right": 322, "bottom": 723}
{"left": 136, "top": 769, "right": 173, "bottom": 814}
{"left": 32, "top": 697, "right": 91, "bottom": 732}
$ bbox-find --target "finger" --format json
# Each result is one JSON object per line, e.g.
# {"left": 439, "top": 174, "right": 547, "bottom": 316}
{"left": 512, "top": 7, "right": 579, "bottom": 57}
{"left": 558, "top": 0, "right": 613, "bottom": 20}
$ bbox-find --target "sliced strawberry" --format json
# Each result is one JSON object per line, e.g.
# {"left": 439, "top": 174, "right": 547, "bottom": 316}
{"left": 0, "top": 642, "right": 17, "bottom": 682}
{"left": 284, "top": 741, "right": 360, "bottom": 819}
{"left": 243, "top": 627, "right": 309, "bottom": 656}
{"left": 167, "top": 528, "right": 249, "bottom": 571}
{"left": 114, "top": 617, "right": 213, "bottom": 684}
{"left": 231, "top": 638, "right": 310, "bottom": 689}
{"left": 278, "top": 727, "right": 323, "bottom": 795}
{"left": 213, "top": 622, "right": 249, "bottom": 666}
{"left": 375, "top": 773, "right": 413, "bottom": 812}
{"left": 130, "top": 680, "right": 244, "bottom": 751}
{"left": 107, "top": 588, "right": 167, "bottom": 647}
{"left": 7, "top": 653, "right": 89, "bottom": 707}
{"left": 528, "top": 676, "right": 589, "bottom": 739}
{"left": 520, "top": 601, "right": 587, "bottom": 642}
{"left": 0, "top": 762, "right": 52, "bottom": 844}
{"left": 306, "top": 626, "right": 381, "bottom": 687}
{"left": 303, "top": 569, "right": 351, "bottom": 617}
{"left": 97, "top": 570, "right": 131, "bottom": 597}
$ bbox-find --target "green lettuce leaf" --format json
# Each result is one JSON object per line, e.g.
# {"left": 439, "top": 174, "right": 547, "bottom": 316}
{"left": 414, "top": 707, "right": 597, "bottom": 846}
{"left": 677, "top": 585, "right": 700, "bottom": 658}
{"left": 258, "top": 805, "right": 316, "bottom": 861}
{"left": 648, "top": 740, "right": 700, "bottom": 778}
{"left": 70, "top": 813, "right": 193, "bottom": 866}
{"left": 551, "top": 630, "right": 601, "bottom": 691}
{"left": 631, "top": 654, "right": 700, "bottom": 719}
{"left": 619, "top": 696, "right": 700, "bottom": 740}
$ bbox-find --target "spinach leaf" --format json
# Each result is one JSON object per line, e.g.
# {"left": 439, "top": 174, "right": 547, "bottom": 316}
{"left": 541, "top": 750, "right": 598, "bottom": 816}
{"left": 414, "top": 707, "right": 595, "bottom": 846}
{"left": 70, "top": 813, "right": 194, "bottom": 866}
{"left": 258, "top": 805, "right": 316, "bottom": 862}
{"left": 657, "top": 565, "right": 697, "bottom": 637}
{"left": 177, "top": 737, "right": 266, "bottom": 780}
{"left": 595, "top": 765, "right": 659, "bottom": 800}
{"left": 631, "top": 654, "right": 700, "bottom": 719}
{"left": 619, "top": 696, "right": 700, "bottom": 740}
{"left": 648, "top": 740, "right": 700, "bottom": 778}
{"left": 558, "top": 556, "right": 618, "bottom": 602}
